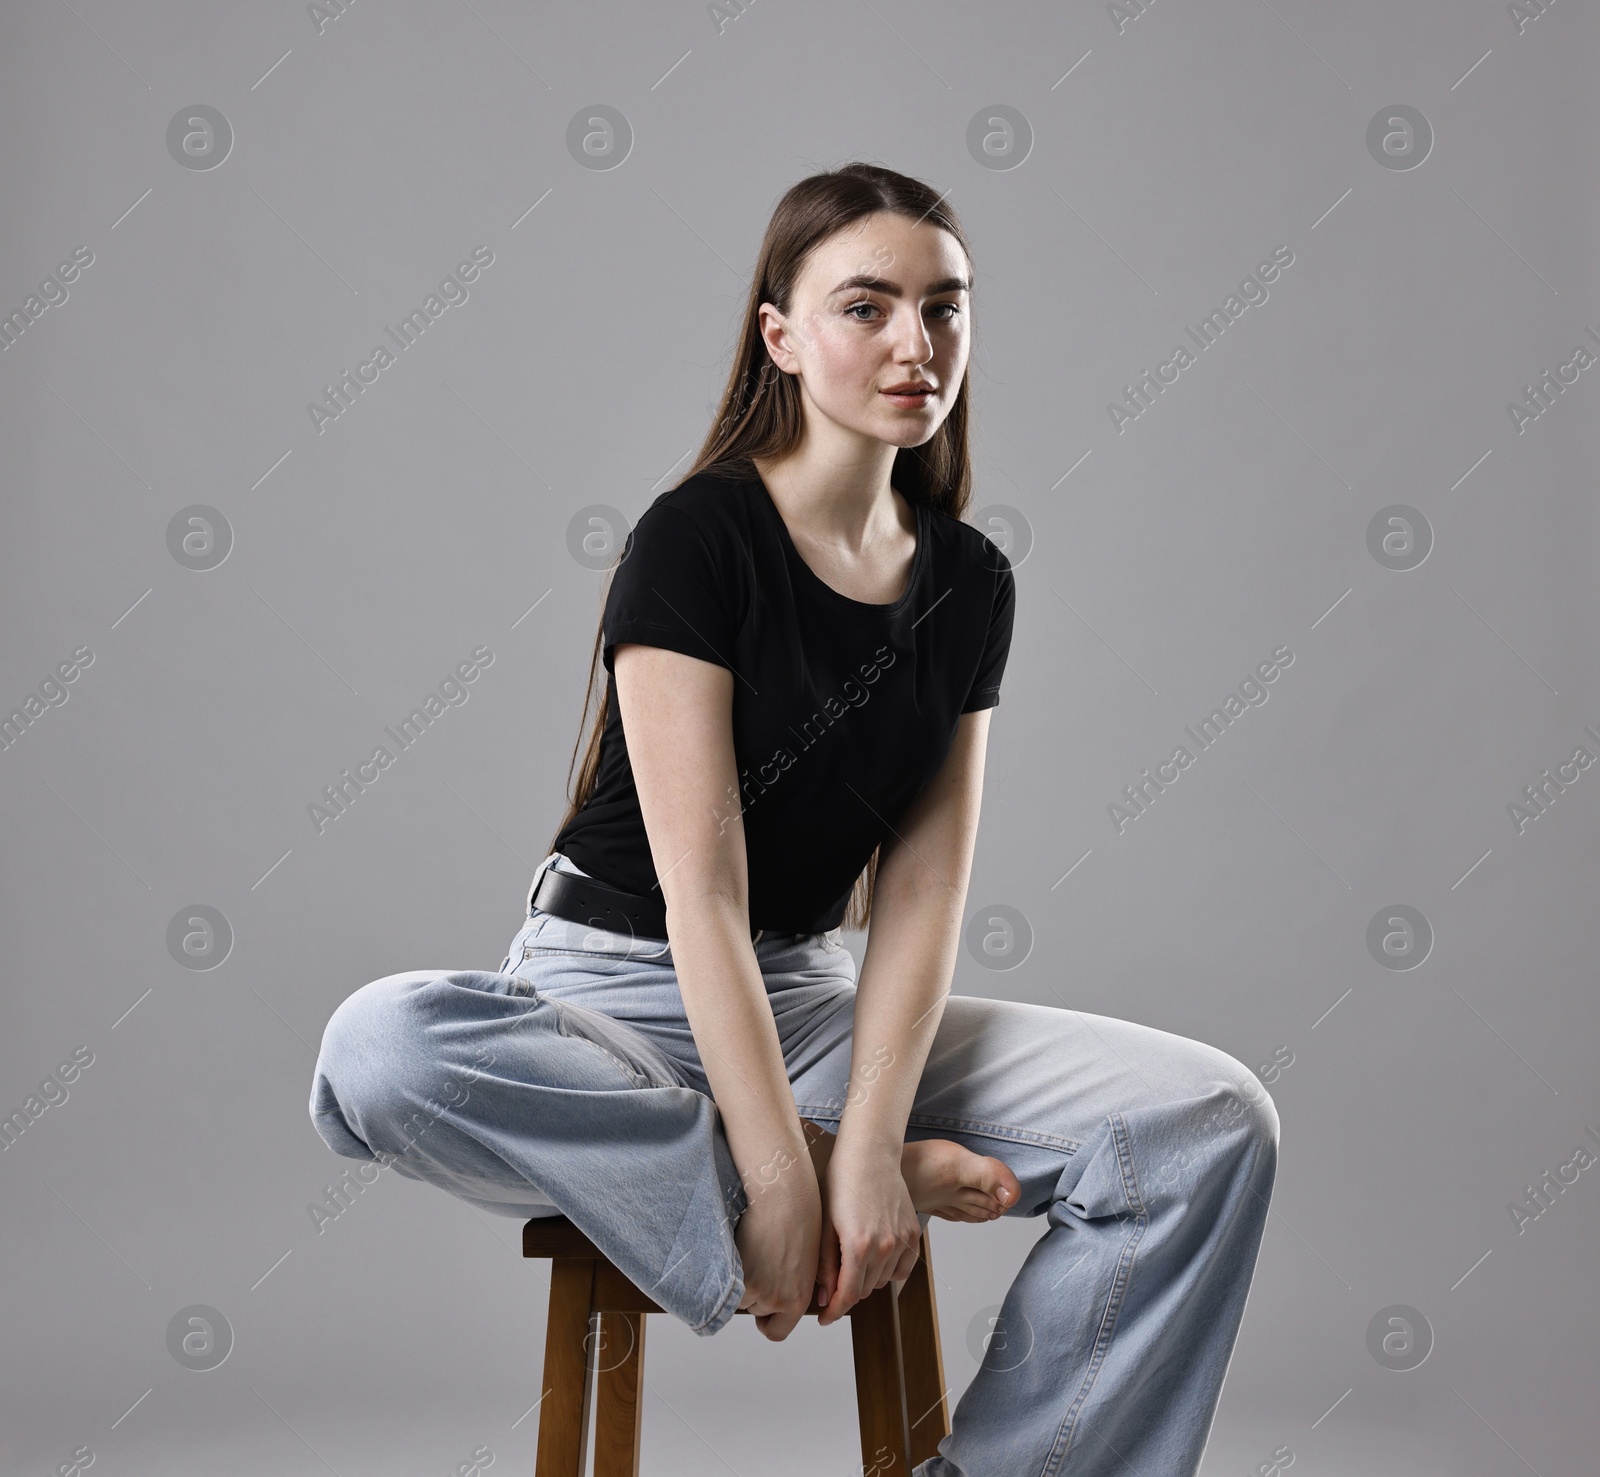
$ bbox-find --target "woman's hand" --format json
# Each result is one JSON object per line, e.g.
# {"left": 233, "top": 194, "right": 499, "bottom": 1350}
{"left": 734, "top": 1148, "right": 823, "bottom": 1342}
{"left": 816, "top": 1140, "right": 922, "bottom": 1327}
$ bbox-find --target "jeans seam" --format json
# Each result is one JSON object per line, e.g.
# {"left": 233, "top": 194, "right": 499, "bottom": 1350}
{"left": 525, "top": 946, "right": 673, "bottom": 962}
{"left": 793, "top": 1104, "right": 1083, "bottom": 1155}
{"left": 550, "top": 1003, "right": 666, "bottom": 1092}
{"left": 685, "top": 1247, "right": 744, "bottom": 1335}
{"left": 644, "top": 1136, "right": 743, "bottom": 1336}
{"left": 1043, "top": 1111, "right": 1148, "bottom": 1476}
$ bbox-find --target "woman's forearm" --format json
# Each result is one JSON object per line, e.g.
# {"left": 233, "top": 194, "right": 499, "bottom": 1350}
{"left": 832, "top": 862, "right": 964, "bottom": 1164}
{"left": 667, "top": 893, "right": 811, "bottom": 1200}
{"left": 831, "top": 712, "right": 989, "bottom": 1166}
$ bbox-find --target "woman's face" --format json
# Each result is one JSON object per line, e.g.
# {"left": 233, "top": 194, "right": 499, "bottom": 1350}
{"left": 760, "top": 211, "right": 971, "bottom": 451}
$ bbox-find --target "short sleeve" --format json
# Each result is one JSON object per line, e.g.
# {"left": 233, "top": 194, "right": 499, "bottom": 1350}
{"left": 960, "top": 552, "right": 1016, "bottom": 712}
{"left": 602, "top": 503, "right": 737, "bottom": 675}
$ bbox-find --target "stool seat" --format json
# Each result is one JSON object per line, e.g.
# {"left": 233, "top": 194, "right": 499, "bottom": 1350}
{"left": 523, "top": 1214, "right": 951, "bottom": 1476}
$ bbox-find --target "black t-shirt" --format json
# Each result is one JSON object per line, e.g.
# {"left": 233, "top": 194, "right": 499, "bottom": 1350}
{"left": 552, "top": 467, "right": 1016, "bottom": 933}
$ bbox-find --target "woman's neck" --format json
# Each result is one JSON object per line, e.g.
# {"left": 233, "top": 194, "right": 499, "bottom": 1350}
{"left": 752, "top": 445, "right": 911, "bottom": 555}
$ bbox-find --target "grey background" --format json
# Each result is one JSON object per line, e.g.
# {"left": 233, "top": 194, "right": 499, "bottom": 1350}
{"left": 3, "top": 1, "right": 1596, "bottom": 1473}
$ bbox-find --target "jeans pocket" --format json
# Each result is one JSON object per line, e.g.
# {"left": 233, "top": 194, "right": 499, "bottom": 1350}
{"left": 549, "top": 999, "right": 682, "bottom": 1091}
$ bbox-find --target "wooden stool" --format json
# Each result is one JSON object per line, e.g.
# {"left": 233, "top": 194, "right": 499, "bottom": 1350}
{"left": 524, "top": 1215, "right": 951, "bottom": 1476}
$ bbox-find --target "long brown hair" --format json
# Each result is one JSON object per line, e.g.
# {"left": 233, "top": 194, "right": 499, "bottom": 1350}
{"left": 548, "top": 161, "right": 977, "bottom": 931}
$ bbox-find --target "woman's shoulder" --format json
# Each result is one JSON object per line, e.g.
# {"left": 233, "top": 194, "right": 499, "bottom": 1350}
{"left": 615, "top": 469, "right": 760, "bottom": 587}
{"left": 649, "top": 466, "right": 760, "bottom": 532}
{"left": 925, "top": 502, "right": 1015, "bottom": 587}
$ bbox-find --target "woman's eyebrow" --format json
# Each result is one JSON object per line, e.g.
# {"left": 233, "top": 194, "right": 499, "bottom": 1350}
{"left": 827, "top": 273, "right": 971, "bottom": 298}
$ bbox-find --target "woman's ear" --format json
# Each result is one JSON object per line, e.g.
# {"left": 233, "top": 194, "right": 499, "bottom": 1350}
{"left": 756, "top": 302, "right": 802, "bottom": 375}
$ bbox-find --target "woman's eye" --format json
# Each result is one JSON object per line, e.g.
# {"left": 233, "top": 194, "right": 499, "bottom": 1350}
{"left": 844, "top": 301, "right": 962, "bottom": 323}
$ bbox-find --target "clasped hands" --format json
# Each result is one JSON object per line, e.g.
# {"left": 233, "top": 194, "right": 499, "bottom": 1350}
{"left": 734, "top": 1131, "right": 923, "bottom": 1343}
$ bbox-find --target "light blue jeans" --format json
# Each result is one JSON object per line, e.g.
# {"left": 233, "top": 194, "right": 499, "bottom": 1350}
{"left": 310, "top": 853, "right": 1279, "bottom": 1476}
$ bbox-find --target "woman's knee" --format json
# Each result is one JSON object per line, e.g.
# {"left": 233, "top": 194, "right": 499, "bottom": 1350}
{"left": 1153, "top": 1032, "right": 1281, "bottom": 1160}
{"left": 319, "top": 973, "right": 425, "bottom": 1069}
{"left": 314, "top": 972, "right": 467, "bottom": 1130}
{"left": 1200, "top": 1046, "right": 1281, "bottom": 1180}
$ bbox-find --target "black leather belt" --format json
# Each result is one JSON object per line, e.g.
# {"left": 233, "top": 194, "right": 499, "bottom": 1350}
{"left": 530, "top": 866, "right": 842, "bottom": 942}
{"left": 531, "top": 866, "right": 755, "bottom": 942}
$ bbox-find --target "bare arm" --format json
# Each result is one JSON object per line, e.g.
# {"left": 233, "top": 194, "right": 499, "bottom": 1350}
{"left": 818, "top": 706, "right": 993, "bottom": 1323}
{"left": 611, "top": 641, "right": 819, "bottom": 1337}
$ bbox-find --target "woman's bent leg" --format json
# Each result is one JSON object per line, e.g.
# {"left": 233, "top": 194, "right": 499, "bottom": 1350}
{"left": 790, "top": 993, "right": 1279, "bottom": 1477}
{"left": 308, "top": 967, "right": 750, "bottom": 1335}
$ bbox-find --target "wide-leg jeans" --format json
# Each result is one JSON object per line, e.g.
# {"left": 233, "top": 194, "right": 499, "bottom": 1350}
{"left": 310, "top": 855, "right": 1280, "bottom": 1476}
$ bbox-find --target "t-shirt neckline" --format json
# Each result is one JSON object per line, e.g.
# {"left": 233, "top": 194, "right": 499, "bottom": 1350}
{"left": 748, "top": 472, "right": 926, "bottom": 615}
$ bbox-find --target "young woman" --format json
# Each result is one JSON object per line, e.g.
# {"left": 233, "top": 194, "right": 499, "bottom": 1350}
{"left": 311, "top": 162, "right": 1280, "bottom": 1477}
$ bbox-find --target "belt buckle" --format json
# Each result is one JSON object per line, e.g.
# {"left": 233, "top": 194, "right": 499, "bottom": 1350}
{"left": 527, "top": 854, "right": 562, "bottom": 915}
{"left": 529, "top": 864, "right": 555, "bottom": 915}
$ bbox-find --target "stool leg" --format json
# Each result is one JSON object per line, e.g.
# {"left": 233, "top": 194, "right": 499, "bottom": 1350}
{"left": 850, "top": 1283, "right": 912, "bottom": 1477}
{"left": 536, "top": 1257, "right": 597, "bottom": 1477}
{"left": 593, "top": 1311, "right": 646, "bottom": 1477}
{"left": 898, "top": 1230, "right": 951, "bottom": 1467}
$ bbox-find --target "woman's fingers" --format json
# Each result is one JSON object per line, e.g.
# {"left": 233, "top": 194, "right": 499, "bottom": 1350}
{"left": 819, "top": 1219, "right": 875, "bottom": 1322}
{"left": 817, "top": 1157, "right": 922, "bottom": 1324}
{"left": 826, "top": 1233, "right": 918, "bottom": 1319}
{"left": 747, "top": 1273, "right": 814, "bottom": 1339}
{"left": 815, "top": 1214, "right": 841, "bottom": 1310}
{"left": 819, "top": 1243, "right": 866, "bottom": 1324}
{"left": 755, "top": 1304, "right": 805, "bottom": 1342}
